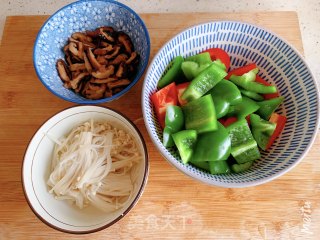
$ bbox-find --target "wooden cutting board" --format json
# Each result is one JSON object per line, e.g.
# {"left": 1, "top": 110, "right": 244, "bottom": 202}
{"left": 0, "top": 12, "right": 319, "bottom": 239}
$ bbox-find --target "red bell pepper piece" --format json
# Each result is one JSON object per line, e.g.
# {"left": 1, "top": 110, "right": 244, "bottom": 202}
{"left": 151, "top": 82, "right": 178, "bottom": 129}
{"left": 220, "top": 115, "right": 251, "bottom": 127}
{"left": 218, "top": 118, "right": 226, "bottom": 125}
{"left": 202, "top": 48, "right": 231, "bottom": 71}
{"left": 226, "top": 63, "right": 257, "bottom": 80}
{"left": 176, "top": 82, "right": 190, "bottom": 106}
{"left": 245, "top": 115, "right": 251, "bottom": 125}
{"left": 255, "top": 75, "right": 280, "bottom": 99}
{"left": 221, "top": 116, "right": 238, "bottom": 127}
{"left": 266, "top": 113, "right": 287, "bottom": 149}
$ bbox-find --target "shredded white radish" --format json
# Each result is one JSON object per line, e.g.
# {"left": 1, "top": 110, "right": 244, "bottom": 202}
{"left": 47, "top": 119, "right": 142, "bottom": 212}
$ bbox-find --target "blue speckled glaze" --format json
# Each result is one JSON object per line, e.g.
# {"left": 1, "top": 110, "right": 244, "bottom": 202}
{"left": 142, "top": 21, "right": 320, "bottom": 188}
{"left": 34, "top": 0, "right": 150, "bottom": 104}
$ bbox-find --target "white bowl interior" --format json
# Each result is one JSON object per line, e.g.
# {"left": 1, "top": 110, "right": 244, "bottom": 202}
{"left": 142, "top": 21, "right": 319, "bottom": 187}
{"left": 23, "top": 106, "right": 148, "bottom": 233}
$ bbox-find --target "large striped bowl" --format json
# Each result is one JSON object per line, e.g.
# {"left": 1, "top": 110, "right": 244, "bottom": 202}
{"left": 142, "top": 21, "right": 320, "bottom": 188}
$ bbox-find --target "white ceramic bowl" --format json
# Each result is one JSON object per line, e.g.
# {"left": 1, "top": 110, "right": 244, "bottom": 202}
{"left": 142, "top": 21, "right": 320, "bottom": 188}
{"left": 33, "top": 0, "right": 150, "bottom": 104}
{"left": 22, "top": 106, "right": 148, "bottom": 233}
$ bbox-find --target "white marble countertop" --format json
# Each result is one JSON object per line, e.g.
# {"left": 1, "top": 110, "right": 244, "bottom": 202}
{"left": 0, "top": 0, "right": 319, "bottom": 85}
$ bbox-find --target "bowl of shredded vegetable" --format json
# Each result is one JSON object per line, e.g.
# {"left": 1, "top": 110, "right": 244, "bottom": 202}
{"left": 142, "top": 21, "right": 319, "bottom": 188}
{"left": 22, "top": 105, "right": 149, "bottom": 234}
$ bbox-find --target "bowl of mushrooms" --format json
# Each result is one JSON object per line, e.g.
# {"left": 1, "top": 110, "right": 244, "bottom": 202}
{"left": 33, "top": 0, "right": 150, "bottom": 104}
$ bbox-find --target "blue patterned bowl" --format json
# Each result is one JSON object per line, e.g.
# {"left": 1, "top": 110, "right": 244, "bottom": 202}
{"left": 142, "top": 21, "right": 320, "bottom": 188}
{"left": 34, "top": 0, "right": 150, "bottom": 104}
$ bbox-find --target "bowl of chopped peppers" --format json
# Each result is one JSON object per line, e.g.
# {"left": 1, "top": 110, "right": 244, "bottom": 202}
{"left": 142, "top": 21, "right": 319, "bottom": 187}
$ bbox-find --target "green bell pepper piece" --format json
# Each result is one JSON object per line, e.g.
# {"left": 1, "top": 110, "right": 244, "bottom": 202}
{"left": 227, "top": 96, "right": 260, "bottom": 119}
{"left": 256, "top": 96, "right": 284, "bottom": 120}
{"left": 227, "top": 119, "right": 261, "bottom": 164}
{"left": 250, "top": 113, "right": 276, "bottom": 150}
{"left": 209, "top": 160, "right": 231, "bottom": 174}
{"left": 172, "top": 130, "right": 197, "bottom": 164}
{"left": 240, "top": 88, "right": 264, "bottom": 101}
{"left": 192, "top": 122, "right": 231, "bottom": 162}
{"left": 181, "top": 61, "right": 211, "bottom": 80}
{"left": 158, "top": 56, "right": 184, "bottom": 88}
{"left": 165, "top": 105, "right": 184, "bottom": 132}
{"left": 181, "top": 62, "right": 227, "bottom": 102}
{"left": 208, "top": 80, "right": 242, "bottom": 118}
{"left": 185, "top": 52, "right": 212, "bottom": 65}
{"left": 231, "top": 161, "right": 253, "bottom": 173}
{"left": 229, "top": 68, "right": 277, "bottom": 94}
{"left": 182, "top": 94, "right": 217, "bottom": 133}
{"left": 163, "top": 126, "right": 175, "bottom": 147}
{"left": 163, "top": 105, "right": 184, "bottom": 147}
{"left": 182, "top": 58, "right": 226, "bottom": 81}
{"left": 213, "top": 59, "right": 227, "bottom": 71}
{"left": 189, "top": 159, "right": 210, "bottom": 171}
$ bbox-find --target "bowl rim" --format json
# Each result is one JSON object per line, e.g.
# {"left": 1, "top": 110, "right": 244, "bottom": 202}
{"left": 142, "top": 20, "right": 320, "bottom": 188}
{"left": 33, "top": 0, "right": 151, "bottom": 104}
{"left": 21, "top": 105, "right": 149, "bottom": 234}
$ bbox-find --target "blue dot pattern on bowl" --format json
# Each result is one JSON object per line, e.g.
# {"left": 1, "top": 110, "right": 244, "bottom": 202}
{"left": 142, "top": 21, "right": 320, "bottom": 187}
{"left": 34, "top": 0, "right": 150, "bottom": 104}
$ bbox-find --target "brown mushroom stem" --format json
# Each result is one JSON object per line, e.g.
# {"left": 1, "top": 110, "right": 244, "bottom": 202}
{"left": 90, "top": 77, "right": 117, "bottom": 84}
{"left": 104, "top": 46, "right": 120, "bottom": 59}
{"left": 56, "top": 60, "right": 71, "bottom": 82}
{"left": 69, "top": 42, "right": 84, "bottom": 60}
{"left": 71, "top": 32, "right": 93, "bottom": 43}
{"left": 70, "top": 72, "right": 89, "bottom": 89}
{"left": 107, "top": 79, "right": 131, "bottom": 90}
{"left": 69, "top": 37, "right": 96, "bottom": 48}
{"left": 87, "top": 48, "right": 102, "bottom": 70}
{"left": 111, "top": 54, "right": 128, "bottom": 65}
{"left": 69, "top": 63, "right": 86, "bottom": 72}
{"left": 126, "top": 52, "right": 137, "bottom": 64}
{"left": 91, "top": 65, "right": 115, "bottom": 79}
{"left": 118, "top": 32, "right": 133, "bottom": 54}
{"left": 93, "top": 45, "right": 113, "bottom": 55}
{"left": 99, "top": 28, "right": 115, "bottom": 42}
{"left": 82, "top": 82, "right": 107, "bottom": 99}
{"left": 83, "top": 52, "right": 93, "bottom": 73}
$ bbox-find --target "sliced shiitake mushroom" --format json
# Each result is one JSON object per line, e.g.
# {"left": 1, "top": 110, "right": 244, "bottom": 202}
{"left": 56, "top": 26, "right": 140, "bottom": 100}
{"left": 90, "top": 77, "right": 117, "bottom": 84}
{"left": 111, "top": 54, "right": 128, "bottom": 65}
{"left": 70, "top": 72, "right": 90, "bottom": 89}
{"left": 116, "top": 62, "right": 125, "bottom": 78}
{"left": 104, "top": 88, "right": 113, "bottom": 98}
{"left": 87, "top": 48, "right": 102, "bottom": 70}
{"left": 96, "top": 55, "right": 108, "bottom": 65}
{"left": 82, "top": 82, "right": 107, "bottom": 99}
{"left": 126, "top": 52, "right": 138, "bottom": 65}
{"left": 93, "top": 45, "right": 113, "bottom": 55}
{"left": 104, "top": 46, "right": 121, "bottom": 59}
{"left": 69, "top": 37, "right": 96, "bottom": 48}
{"left": 68, "top": 42, "right": 84, "bottom": 60}
{"left": 118, "top": 32, "right": 133, "bottom": 54}
{"left": 56, "top": 59, "right": 71, "bottom": 82}
{"left": 107, "top": 78, "right": 131, "bottom": 90}
{"left": 99, "top": 28, "right": 115, "bottom": 43}
{"left": 71, "top": 32, "right": 93, "bottom": 43}
{"left": 91, "top": 65, "right": 115, "bottom": 79}
{"left": 69, "top": 63, "right": 86, "bottom": 72}
{"left": 83, "top": 52, "right": 93, "bottom": 73}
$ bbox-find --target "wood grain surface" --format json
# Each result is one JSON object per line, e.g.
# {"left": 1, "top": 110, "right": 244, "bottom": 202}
{"left": 0, "top": 12, "right": 319, "bottom": 240}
